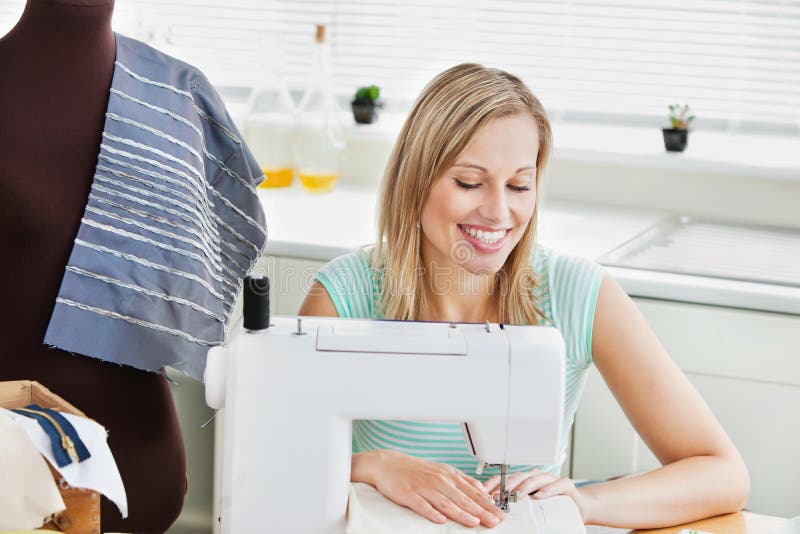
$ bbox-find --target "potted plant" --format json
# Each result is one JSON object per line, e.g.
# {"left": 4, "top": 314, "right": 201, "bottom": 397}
{"left": 662, "top": 104, "right": 695, "bottom": 152}
{"left": 351, "top": 85, "right": 381, "bottom": 124}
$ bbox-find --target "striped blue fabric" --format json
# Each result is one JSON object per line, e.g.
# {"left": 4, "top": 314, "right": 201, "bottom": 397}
{"left": 43, "top": 33, "right": 267, "bottom": 380}
{"left": 316, "top": 244, "right": 605, "bottom": 479}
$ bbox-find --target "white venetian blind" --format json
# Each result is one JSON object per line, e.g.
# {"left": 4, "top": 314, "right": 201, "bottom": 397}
{"left": 2, "top": 0, "right": 798, "bottom": 133}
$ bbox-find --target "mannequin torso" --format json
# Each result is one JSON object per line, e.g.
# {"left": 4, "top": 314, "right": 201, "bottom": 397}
{"left": 0, "top": 1, "right": 186, "bottom": 531}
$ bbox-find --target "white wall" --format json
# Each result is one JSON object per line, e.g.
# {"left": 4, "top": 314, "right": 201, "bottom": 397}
{"left": 546, "top": 158, "right": 800, "bottom": 229}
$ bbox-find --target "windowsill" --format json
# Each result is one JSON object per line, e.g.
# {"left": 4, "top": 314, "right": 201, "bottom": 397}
{"left": 349, "top": 113, "right": 800, "bottom": 182}
{"left": 549, "top": 123, "right": 800, "bottom": 182}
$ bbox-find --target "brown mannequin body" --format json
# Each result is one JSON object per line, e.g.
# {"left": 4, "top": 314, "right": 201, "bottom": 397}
{"left": 0, "top": 1, "right": 186, "bottom": 531}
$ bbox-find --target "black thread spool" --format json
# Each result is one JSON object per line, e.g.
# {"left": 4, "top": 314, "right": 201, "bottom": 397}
{"left": 243, "top": 276, "right": 270, "bottom": 331}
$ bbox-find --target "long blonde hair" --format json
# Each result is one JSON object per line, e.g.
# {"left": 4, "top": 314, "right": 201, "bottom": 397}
{"left": 374, "top": 63, "right": 552, "bottom": 324}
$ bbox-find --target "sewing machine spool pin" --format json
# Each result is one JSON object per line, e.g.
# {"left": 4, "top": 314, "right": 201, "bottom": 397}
{"left": 293, "top": 317, "right": 307, "bottom": 336}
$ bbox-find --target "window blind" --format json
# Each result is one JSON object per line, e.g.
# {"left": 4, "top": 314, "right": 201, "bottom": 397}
{"left": 2, "top": 0, "right": 798, "bottom": 133}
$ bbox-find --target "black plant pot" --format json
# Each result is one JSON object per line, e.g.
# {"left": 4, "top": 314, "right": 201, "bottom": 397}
{"left": 352, "top": 100, "right": 378, "bottom": 124}
{"left": 662, "top": 128, "right": 689, "bottom": 152}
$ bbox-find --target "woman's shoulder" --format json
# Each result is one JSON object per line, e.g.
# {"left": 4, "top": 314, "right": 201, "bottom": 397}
{"left": 530, "top": 243, "right": 604, "bottom": 286}
{"left": 320, "top": 247, "right": 375, "bottom": 276}
{"left": 530, "top": 242, "right": 606, "bottom": 367}
{"left": 316, "top": 247, "right": 379, "bottom": 319}
{"left": 531, "top": 244, "right": 606, "bottom": 310}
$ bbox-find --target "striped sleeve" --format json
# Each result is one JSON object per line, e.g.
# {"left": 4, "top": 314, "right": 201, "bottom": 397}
{"left": 315, "top": 250, "right": 375, "bottom": 319}
{"left": 548, "top": 251, "right": 606, "bottom": 369}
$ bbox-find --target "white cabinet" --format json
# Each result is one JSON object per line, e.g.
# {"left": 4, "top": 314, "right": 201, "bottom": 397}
{"left": 273, "top": 256, "right": 325, "bottom": 315}
{"left": 572, "top": 298, "right": 800, "bottom": 517}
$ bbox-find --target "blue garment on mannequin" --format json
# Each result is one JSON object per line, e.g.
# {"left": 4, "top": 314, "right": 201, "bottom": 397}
{"left": 44, "top": 33, "right": 267, "bottom": 380}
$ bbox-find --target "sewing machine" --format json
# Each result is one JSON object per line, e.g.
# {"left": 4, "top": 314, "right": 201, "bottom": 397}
{"left": 204, "top": 282, "right": 574, "bottom": 533}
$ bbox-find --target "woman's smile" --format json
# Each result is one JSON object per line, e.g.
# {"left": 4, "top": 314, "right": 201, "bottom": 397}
{"left": 457, "top": 223, "right": 511, "bottom": 252}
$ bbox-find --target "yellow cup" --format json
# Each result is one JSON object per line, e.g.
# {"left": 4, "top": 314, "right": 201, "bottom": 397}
{"left": 298, "top": 172, "right": 339, "bottom": 193}
{"left": 259, "top": 167, "right": 294, "bottom": 189}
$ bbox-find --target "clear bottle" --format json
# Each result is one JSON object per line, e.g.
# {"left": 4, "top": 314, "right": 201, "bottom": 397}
{"left": 243, "top": 35, "right": 296, "bottom": 189}
{"left": 292, "top": 24, "right": 345, "bottom": 193}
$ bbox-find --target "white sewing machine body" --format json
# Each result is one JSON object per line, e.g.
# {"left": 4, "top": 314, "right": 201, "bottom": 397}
{"left": 204, "top": 316, "right": 568, "bottom": 534}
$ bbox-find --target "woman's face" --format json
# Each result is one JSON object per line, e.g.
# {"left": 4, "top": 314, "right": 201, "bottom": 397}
{"left": 420, "top": 113, "right": 539, "bottom": 276}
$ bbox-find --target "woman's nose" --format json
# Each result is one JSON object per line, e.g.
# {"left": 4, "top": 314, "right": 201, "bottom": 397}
{"left": 478, "top": 185, "right": 510, "bottom": 223}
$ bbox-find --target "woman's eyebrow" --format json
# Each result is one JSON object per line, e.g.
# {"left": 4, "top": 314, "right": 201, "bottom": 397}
{"left": 451, "top": 163, "right": 487, "bottom": 172}
{"left": 452, "top": 162, "right": 536, "bottom": 173}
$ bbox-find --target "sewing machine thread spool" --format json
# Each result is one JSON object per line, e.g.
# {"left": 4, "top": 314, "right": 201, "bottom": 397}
{"left": 243, "top": 276, "right": 270, "bottom": 331}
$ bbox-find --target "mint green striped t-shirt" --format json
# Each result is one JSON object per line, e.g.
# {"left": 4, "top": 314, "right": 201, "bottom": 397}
{"left": 315, "top": 244, "right": 605, "bottom": 480}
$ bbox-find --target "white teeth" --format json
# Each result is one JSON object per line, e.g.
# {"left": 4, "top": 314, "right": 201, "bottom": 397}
{"left": 461, "top": 225, "right": 506, "bottom": 244}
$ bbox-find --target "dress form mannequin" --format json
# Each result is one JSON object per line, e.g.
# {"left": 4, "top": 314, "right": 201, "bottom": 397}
{"left": 0, "top": 1, "right": 186, "bottom": 531}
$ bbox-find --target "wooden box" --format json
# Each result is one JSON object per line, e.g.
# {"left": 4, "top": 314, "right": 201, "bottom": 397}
{"left": 0, "top": 380, "right": 101, "bottom": 534}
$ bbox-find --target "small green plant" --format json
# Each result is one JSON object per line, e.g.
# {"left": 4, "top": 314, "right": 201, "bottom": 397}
{"left": 353, "top": 85, "right": 380, "bottom": 104}
{"left": 668, "top": 104, "right": 695, "bottom": 129}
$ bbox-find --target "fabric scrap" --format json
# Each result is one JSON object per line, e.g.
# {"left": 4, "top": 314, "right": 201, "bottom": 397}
{"left": 2, "top": 407, "right": 128, "bottom": 517}
{"left": 0, "top": 411, "right": 66, "bottom": 530}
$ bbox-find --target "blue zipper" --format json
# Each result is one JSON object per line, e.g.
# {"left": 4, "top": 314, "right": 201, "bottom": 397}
{"left": 12, "top": 404, "right": 91, "bottom": 467}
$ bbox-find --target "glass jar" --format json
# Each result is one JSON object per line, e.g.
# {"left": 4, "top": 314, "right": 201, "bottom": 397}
{"left": 292, "top": 24, "right": 345, "bottom": 193}
{"left": 243, "top": 34, "right": 297, "bottom": 189}
{"left": 245, "top": 96, "right": 296, "bottom": 189}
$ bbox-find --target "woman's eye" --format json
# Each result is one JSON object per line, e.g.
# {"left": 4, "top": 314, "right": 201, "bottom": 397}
{"left": 454, "top": 178, "right": 481, "bottom": 190}
{"left": 507, "top": 184, "right": 531, "bottom": 192}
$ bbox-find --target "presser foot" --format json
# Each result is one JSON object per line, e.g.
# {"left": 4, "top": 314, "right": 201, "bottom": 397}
{"left": 491, "top": 463, "right": 518, "bottom": 512}
{"left": 478, "top": 463, "right": 519, "bottom": 512}
{"left": 494, "top": 490, "right": 518, "bottom": 512}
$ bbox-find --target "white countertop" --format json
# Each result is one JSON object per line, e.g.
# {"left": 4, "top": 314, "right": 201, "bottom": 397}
{"left": 259, "top": 185, "right": 800, "bottom": 315}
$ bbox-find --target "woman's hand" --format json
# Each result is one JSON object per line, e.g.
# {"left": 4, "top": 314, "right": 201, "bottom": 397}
{"left": 483, "top": 470, "right": 590, "bottom": 521}
{"left": 352, "top": 450, "right": 506, "bottom": 528}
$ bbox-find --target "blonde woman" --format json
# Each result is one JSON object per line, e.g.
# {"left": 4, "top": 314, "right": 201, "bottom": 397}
{"left": 299, "top": 63, "right": 749, "bottom": 529}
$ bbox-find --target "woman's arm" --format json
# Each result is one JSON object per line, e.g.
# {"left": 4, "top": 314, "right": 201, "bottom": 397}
{"left": 298, "top": 282, "right": 505, "bottom": 528}
{"left": 576, "top": 275, "right": 749, "bottom": 527}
